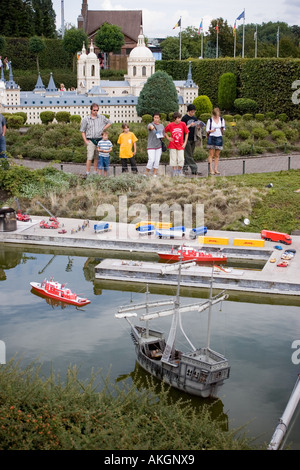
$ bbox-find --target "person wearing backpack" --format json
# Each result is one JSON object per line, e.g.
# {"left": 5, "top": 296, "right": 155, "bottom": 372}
{"left": 206, "top": 107, "right": 225, "bottom": 175}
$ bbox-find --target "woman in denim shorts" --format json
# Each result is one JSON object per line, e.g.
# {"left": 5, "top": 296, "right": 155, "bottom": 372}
{"left": 206, "top": 108, "right": 225, "bottom": 175}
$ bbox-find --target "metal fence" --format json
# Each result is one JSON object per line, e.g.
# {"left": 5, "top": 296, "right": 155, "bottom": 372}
{"left": 16, "top": 152, "right": 300, "bottom": 178}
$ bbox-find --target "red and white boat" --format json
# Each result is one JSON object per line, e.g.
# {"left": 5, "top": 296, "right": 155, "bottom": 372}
{"left": 157, "top": 246, "right": 227, "bottom": 264}
{"left": 30, "top": 279, "right": 91, "bottom": 306}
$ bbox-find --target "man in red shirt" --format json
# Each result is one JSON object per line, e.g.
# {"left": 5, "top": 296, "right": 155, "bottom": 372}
{"left": 164, "top": 112, "right": 189, "bottom": 176}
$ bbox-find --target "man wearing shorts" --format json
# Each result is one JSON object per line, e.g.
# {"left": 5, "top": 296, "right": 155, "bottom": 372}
{"left": 164, "top": 112, "right": 189, "bottom": 176}
{"left": 80, "top": 103, "right": 112, "bottom": 176}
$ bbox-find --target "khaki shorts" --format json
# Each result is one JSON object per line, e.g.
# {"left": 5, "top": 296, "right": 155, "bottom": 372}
{"left": 86, "top": 140, "right": 98, "bottom": 161}
{"left": 169, "top": 148, "right": 184, "bottom": 167}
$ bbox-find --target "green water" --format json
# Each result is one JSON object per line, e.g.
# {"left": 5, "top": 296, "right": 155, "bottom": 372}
{"left": 0, "top": 244, "right": 299, "bottom": 449}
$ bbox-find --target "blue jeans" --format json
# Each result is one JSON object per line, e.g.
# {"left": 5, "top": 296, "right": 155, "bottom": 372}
{"left": 0, "top": 135, "right": 6, "bottom": 158}
{"left": 98, "top": 155, "right": 110, "bottom": 171}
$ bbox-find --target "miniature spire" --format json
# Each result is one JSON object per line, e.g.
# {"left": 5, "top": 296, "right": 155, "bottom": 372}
{"left": 184, "top": 61, "right": 196, "bottom": 88}
{"left": 46, "top": 72, "right": 57, "bottom": 92}
{"left": 33, "top": 72, "right": 45, "bottom": 92}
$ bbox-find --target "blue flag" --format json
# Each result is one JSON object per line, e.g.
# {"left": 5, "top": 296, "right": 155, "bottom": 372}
{"left": 236, "top": 11, "right": 245, "bottom": 20}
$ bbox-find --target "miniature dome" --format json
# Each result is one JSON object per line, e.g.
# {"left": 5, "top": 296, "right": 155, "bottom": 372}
{"left": 129, "top": 30, "right": 153, "bottom": 59}
{"left": 78, "top": 42, "right": 87, "bottom": 62}
{"left": 87, "top": 40, "right": 97, "bottom": 59}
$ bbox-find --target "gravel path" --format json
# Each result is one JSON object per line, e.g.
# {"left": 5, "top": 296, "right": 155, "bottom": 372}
{"left": 12, "top": 152, "right": 300, "bottom": 178}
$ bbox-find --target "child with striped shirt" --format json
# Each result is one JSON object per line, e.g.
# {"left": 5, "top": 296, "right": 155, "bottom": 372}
{"left": 97, "top": 131, "right": 113, "bottom": 176}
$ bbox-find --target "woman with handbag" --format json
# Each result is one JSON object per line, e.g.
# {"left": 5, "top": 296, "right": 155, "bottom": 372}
{"left": 206, "top": 108, "right": 225, "bottom": 175}
{"left": 145, "top": 112, "right": 165, "bottom": 177}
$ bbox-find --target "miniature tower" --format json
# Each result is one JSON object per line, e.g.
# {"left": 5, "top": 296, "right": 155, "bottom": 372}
{"left": 77, "top": 41, "right": 100, "bottom": 94}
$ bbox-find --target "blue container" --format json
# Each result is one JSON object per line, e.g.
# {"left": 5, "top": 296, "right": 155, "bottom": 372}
{"left": 189, "top": 226, "right": 207, "bottom": 239}
{"left": 170, "top": 226, "right": 185, "bottom": 232}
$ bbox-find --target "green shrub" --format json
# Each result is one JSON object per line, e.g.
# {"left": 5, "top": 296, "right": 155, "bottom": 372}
{"left": 266, "top": 123, "right": 277, "bottom": 133}
{"left": 223, "top": 114, "right": 234, "bottom": 122}
{"left": 233, "top": 114, "right": 242, "bottom": 120}
{"left": 14, "top": 112, "right": 27, "bottom": 124}
{"left": 234, "top": 98, "right": 258, "bottom": 114}
{"left": 252, "top": 127, "right": 269, "bottom": 139}
{"left": 255, "top": 113, "right": 264, "bottom": 121}
{"left": 243, "top": 114, "right": 253, "bottom": 121}
{"left": 238, "top": 141, "right": 253, "bottom": 155}
{"left": 193, "top": 95, "right": 213, "bottom": 118}
{"left": 6, "top": 115, "right": 24, "bottom": 129}
{"left": 271, "top": 130, "right": 286, "bottom": 141}
{"left": 70, "top": 115, "right": 81, "bottom": 124}
{"left": 55, "top": 111, "right": 70, "bottom": 123}
{"left": 265, "top": 111, "right": 276, "bottom": 120}
{"left": 256, "top": 139, "right": 276, "bottom": 153}
{"left": 238, "top": 129, "right": 251, "bottom": 139}
{"left": 160, "top": 113, "right": 167, "bottom": 121}
{"left": 283, "top": 127, "right": 299, "bottom": 142}
{"left": 40, "top": 111, "right": 55, "bottom": 125}
{"left": 218, "top": 72, "right": 237, "bottom": 112}
{"left": 141, "top": 114, "right": 153, "bottom": 125}
{"left": 278, "top": 113, "right": 288, "bottom": 122}
{"left": 199, "top": 113, "right": 211, "bottom": 123}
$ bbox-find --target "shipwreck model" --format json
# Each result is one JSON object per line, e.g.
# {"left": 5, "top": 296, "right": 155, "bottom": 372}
{"left": 157, "top": 245, "right": 227, "bottom": 264}
{"left": 30, "top": 278, "right": 90, "bottom": 307}
{"left": 116, "top": 261, "right": 230, "bottom": 398}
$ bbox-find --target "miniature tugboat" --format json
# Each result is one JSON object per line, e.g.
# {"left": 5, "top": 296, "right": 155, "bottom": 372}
{"left": 157, "top": 245, "right": 227, "bottom": 264}
{"left": 116, "top": 262, "right": 230, "bottom": 398}
{"left": 30, "top": 278, "right": 90, "bottom": 306}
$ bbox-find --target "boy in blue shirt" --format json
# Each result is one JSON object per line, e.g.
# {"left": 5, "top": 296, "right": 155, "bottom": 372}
{"left": 97, "top": 131, "right": 113, "bottom": 176}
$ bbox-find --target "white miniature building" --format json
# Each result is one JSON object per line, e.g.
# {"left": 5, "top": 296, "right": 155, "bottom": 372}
{"left": 0, "top": 30, "right": 198, "bottom": 124}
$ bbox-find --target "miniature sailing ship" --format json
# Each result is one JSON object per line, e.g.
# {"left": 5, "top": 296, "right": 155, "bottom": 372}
{"left": 116, "top": 261, "right": 230, "bottom": 398}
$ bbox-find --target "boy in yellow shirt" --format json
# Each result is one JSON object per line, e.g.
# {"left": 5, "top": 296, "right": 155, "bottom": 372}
{"left": 117, "top": 123, "right": 138, "bottom": 173}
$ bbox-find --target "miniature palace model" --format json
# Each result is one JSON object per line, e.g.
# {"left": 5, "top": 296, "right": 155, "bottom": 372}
{"left": 116, "top": 261, "right": 230, "bottom": 398}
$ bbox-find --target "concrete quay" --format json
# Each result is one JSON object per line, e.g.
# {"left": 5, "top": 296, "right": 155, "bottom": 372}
{"left": 0, "top": 216, "right": 299, "bottom": 296}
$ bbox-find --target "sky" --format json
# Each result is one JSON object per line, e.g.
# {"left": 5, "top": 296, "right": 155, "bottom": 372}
{"left": 52, "top": 0, "right": 300, "bottom": 38}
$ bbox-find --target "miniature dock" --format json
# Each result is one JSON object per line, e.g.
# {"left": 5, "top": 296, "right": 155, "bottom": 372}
{"left": 0, "top": 216, "right": 299, "bottom": 296}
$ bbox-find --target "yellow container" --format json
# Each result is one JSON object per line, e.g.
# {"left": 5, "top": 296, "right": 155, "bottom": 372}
{"left": 198, "top": 236, "right": 229, "bottom": 245}
{"left": 155, "top": 222, "right": 172, "bottom": 229}
{"left": 234, "top": 238, "right": 265, "bottom": 247}
{"left": 136, "top": 221, "right": 173, "bottom": 230}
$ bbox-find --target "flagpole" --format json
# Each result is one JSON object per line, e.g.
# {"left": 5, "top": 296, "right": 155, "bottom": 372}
{"left": 242, "top": 8, "right": 245, "bottom": 58}
{"left": 201, "top": 18, "right": 203, "bottom": 58}
{"left": 216, "top": 21, "right": 218, "bottom": 58}
{"left": 234, "top": 22, "right": 236, "bottom": 58}
{"left": 255, "top": 24, "right": 257, "bottom": 58}
{"left": 179, "top": 16, "right": 182, "bottom": 60}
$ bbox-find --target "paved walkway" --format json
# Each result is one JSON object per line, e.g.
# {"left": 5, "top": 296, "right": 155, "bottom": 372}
{"left": 13, "top": 152, "right": 300, "bottom": 177}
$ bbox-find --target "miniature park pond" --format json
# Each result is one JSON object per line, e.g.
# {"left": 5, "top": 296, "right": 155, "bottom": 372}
{"left": 1, "top": 244, "right": 300, "bottom": 450}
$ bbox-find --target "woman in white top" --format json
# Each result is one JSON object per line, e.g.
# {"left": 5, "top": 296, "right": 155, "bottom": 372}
{"left": 206, "top": 108, "right": 225, "bottom": 175}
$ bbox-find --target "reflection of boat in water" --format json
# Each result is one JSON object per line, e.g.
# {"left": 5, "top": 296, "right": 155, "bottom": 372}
{"left": 157, "top": 246, "right": 227, "bottom": 264}
{"left": 116, "top": 261, "right": 230, "bottom": 398}
{"left": 116, "top": 361, "right": 229, "bottom": 428}
{"left": 31, "top": 288, "right": 68, "bottom": 309}
{"left": 30, "top": 278, "right": 90, "bottom": 307}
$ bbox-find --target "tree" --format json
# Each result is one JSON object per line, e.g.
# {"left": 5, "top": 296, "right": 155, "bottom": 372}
{"left": 32, "top": 0, "right": 56, "bottom": 38}
{"left": 29, "top": 36, "right": 45, "bottom": 73}
{"left": 63, "top": 27, "right": 88, "bottom": 72}
{"left": 218, "top": 73, "right": 237, "bottom": 112}
{"left": 207, "top": 18, "right": 234, "bottom": 57}
{"left": 136, "top": 71, "right": 179, "bottom": 117}
{"left": 193, "top": 96, "right": 213, "bottom": 118}
{"left": 94, "top": 23, "right": 125, "bottom": 67}
{"left": 160, "top": 37, "right": 189, "bottom": 60}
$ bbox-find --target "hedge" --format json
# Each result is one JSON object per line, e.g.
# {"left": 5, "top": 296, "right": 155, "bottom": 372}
{"left": 156, "top": 58, "right": 300, "bottom": 119}
{"left": 1, "top": 37, "right": 72, "bottom": 70}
